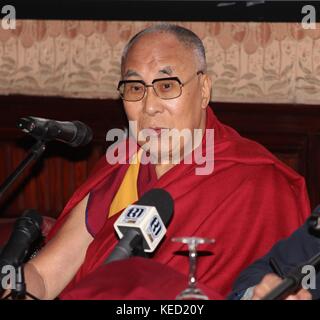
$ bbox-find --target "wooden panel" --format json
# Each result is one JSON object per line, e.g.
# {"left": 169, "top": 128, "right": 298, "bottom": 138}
{"left": 0, "top": 95, "right": 126, "bottom": 218}
{"left": 0, "top": 95, "right": 319, "bottom": 218}
{"left": 0, "top": 140, "right": 107, "bottom": 218}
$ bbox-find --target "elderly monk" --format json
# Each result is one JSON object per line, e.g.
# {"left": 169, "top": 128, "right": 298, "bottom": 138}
{"left": 8, "top": 24, "right": 310, "bottom": 300}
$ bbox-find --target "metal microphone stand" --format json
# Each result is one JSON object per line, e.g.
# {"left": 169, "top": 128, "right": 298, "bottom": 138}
{"left": 0, "top": 140, "right": 46, "bottom": 201}
{"left": 0, "top": 139, "right": 46, "bottom": 299}
{"left": 262, "top": 211, "right": 320, "bottom": 300}
{"left": 262, "top": 253, "right": 320, "bottom": 300}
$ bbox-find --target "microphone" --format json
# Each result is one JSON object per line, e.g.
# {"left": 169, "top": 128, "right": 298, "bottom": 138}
{"left": 262, "top": 205, "right": 320, "bottom": 300}
{"left": 0, "top": 209, "right": 43, "bottom": 296}
{"left": 0, "top": 209, "right": 43, "bottom": 270}
{"left": 105, "top": 188, "right": 174, "bottom": 264}
{"left": 308, "top": 204, "right": 320, "bottom": 237}
{"left": 17, "top": 116, "right": 93, "bottom": 147}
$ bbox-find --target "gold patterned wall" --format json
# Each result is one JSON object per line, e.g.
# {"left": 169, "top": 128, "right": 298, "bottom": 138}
{"left": 0, "top": 20, "right": 319, "bottom": 104}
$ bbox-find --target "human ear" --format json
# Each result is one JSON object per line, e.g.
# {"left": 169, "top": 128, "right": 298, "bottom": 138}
{"left": 200, "top": 73, "right": 212, "bottom": 109}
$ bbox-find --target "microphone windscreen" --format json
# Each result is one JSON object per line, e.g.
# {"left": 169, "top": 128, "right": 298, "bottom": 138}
{"left": 312, "top": 205, "right": 320, "bottom": 216}
{"left": 71, "top": 121, "right": 93, "bottom": 147}
{"left": 22, "top": 209, "right": 43, "bottom": 229}
{"left": 308, "top": 205, "right": 320, "bottom": 235}
{"left": 137, "top": 189, "right": 174, "bottom": 226}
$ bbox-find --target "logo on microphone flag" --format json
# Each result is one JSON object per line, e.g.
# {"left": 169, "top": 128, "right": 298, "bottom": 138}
{"left": 123, "top": 206, "right": 145, "bottom": 223}
{"left": 114, "top": 205, "right": 167, "bottom": 252}
{"left": 147, "top": 216, "right": 163, "bottom": 242}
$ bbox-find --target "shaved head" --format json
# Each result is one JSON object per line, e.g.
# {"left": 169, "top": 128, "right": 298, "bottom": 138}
{"left": 121, "top": 23, "right": 207, "bottom": 77}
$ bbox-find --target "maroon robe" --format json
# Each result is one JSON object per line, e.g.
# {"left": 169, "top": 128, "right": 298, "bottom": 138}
{"left": 47, "top": 107, "right": 310, "bottom": 299}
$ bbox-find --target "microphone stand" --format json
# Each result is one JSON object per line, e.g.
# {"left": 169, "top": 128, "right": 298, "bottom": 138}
{"left": 262, "top": 253, "right": 320, "bottom": 300}
{"left": 2, "top": 265, "right": 40, "bottom": 300}
{"left": 0, "top": 139, "right": 46, "bottom": 298}
{"left": 0, "top": 140, "right": 46, "bottom": 201}
{"left": 0, "top": 140, "right": 46, "bottom": 300}
{"left": 262, "top": 212, "right": 320, "bottom": 300}
{"left": 0, "top": 136, "right": 52, "bottom": 299}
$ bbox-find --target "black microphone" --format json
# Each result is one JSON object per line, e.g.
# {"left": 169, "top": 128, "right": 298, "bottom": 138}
{"left": 0, "top": 209, "right": 43, "bottom": 270}
{"left": 0, "top": 209, "right": 43, "bottom": 296}
{"left": 308, "top": 204, "right": 320, "bottom": 237}
{"left": 105, "top": 189, "right": 174, "bottom": 264}
{"left": 17, "top": 116, "right": 93, "bottom": 147}
{"left": 262, "top": 205, "right": 320, "bottom": 300}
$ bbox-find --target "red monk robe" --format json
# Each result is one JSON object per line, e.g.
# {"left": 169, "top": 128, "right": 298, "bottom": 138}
{"left": 60, "top": 257, "right": 224, "bottom": 300}
{"left": 46, "top": 107, "right": 310, "bottom": 299}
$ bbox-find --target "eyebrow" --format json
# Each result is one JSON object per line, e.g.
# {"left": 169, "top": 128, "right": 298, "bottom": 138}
{"left": 123, "top": 70, "right": 141, "bottom": 79}
{"left": 158, "top": 66, "right": 173, "bottom": 76}
{"left": 122, "top": 66, "right": 174, "bottom": 80}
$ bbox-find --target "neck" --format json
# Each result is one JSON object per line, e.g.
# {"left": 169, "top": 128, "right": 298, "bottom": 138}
{"left": 155, "top": 163, "right": 176, "bottom": 179}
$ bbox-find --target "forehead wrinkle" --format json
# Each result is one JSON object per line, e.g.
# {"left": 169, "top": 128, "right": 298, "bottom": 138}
{"left": 123, "top": 31, "right": 202, "bottom": 75}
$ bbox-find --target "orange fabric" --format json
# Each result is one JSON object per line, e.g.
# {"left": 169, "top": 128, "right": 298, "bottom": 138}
{"left": 108, "top": 149, "right": 142, "bottom": 218}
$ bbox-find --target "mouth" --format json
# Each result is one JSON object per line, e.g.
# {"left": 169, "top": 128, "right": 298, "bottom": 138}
{"left": 152, "top": 127, "right": 164, "bottom": 136}
{"left": 144, "top": 127, "right": 168, "bottom": 137}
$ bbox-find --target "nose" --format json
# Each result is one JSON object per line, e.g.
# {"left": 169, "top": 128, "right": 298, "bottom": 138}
{"left": 142, "top": 86, "right": 164, "bottom": 116}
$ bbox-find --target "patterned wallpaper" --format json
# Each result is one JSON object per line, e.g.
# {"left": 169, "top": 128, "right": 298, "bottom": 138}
{"left": 0, "top": 20, "right": 319, "bottom": 104}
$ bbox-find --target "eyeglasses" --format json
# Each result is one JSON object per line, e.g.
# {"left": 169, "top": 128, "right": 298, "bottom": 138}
{"left": 117, "top": 71, "right": 203, "bottom": 102}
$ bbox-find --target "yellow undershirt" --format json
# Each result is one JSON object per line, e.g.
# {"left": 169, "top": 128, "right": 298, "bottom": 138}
{"left": 108, "top": 149, "right": 143, "bottom": 218}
